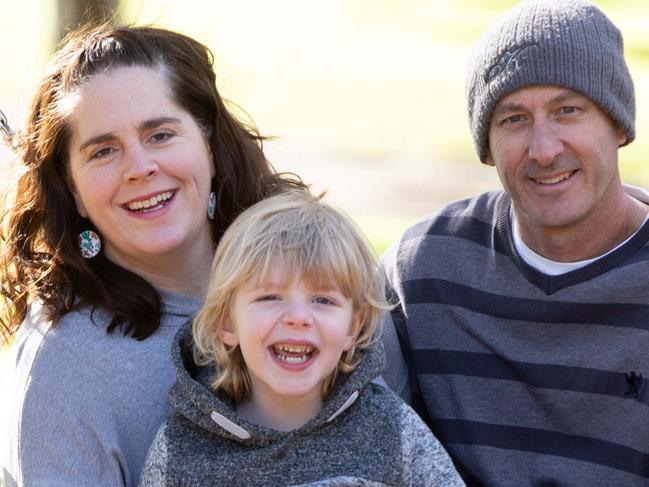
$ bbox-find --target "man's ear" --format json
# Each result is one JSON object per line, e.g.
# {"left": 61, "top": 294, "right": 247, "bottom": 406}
{"left": 617, "top": 127, "right": 628, "bottom": 147}
{"left": 484, "top": 149, "right": 496, "bottom": 167}
{"left": 219, "top": 320, "right": 239, "bottom": 348}
{"left": 67, "top": 179, "right": 88, "bottom": 218}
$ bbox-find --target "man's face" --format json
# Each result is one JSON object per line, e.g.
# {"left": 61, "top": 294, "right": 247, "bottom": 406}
{"left": 486, "top": 85, "right": 627, "bottom": 238}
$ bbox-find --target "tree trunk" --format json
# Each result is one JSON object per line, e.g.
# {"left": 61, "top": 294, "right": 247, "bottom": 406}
{"left": 56, "top": 0, "right": 120, "bottom": 43}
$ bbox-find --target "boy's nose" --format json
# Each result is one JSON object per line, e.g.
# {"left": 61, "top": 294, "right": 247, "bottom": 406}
{"left": 282, "top": 301, "right": 314, "bottom": 327}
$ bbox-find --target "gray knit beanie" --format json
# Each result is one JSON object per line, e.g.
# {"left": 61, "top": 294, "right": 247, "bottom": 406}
{"left": 466, "top": 0, "right": 635, "bottom": 163}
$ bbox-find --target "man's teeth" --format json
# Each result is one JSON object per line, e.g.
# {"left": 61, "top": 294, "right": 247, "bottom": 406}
{"left": 127, "top": 191, "right": 173, "bottom": 211}
{"left": 535, "top": 172, "right": 572, "bottom": 185}
{"left": 273, "top": 344, "right": 314, "bottom": 364}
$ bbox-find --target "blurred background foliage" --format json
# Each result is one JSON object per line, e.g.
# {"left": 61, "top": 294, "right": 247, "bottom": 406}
{"left": 1, "top": 0, "right": 648, "bottom": 256}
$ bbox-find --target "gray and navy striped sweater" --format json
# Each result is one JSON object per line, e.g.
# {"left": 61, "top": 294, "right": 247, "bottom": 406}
{"left": 382, "top": 190, "right": 649, "bottom": 487}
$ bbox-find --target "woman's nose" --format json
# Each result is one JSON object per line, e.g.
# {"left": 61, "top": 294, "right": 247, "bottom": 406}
{"left": 123, "top": 146, "right": 159, "bottom": 182}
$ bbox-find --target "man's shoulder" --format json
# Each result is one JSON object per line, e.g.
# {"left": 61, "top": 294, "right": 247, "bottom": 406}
{"left": 385, "top": 190, "right": 505, "bottom": 256}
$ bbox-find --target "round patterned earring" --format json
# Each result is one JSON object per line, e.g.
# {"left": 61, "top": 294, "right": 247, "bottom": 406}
{"left": 207, "top": 191, "right": 217, "bottom": 220}
{"left": 78, "top": 230, "right": 101, "bottom": 259}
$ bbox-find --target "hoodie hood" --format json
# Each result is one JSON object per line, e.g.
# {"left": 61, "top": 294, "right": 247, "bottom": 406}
{"left": 167, "top": 321, "right": 386, "bottom": 446}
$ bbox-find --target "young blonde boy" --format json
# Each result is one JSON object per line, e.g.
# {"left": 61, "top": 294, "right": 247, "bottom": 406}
{"left": 140, "top": 190, "right": 463, "bottom": 486}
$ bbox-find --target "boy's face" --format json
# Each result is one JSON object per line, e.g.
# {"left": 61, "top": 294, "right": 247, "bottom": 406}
{"left": 221, "top": 265, "right": 359, "bottom": 411}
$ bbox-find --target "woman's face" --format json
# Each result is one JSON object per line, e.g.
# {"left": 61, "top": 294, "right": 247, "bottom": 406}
{"left": 67, "top": 66, "right": 215, "bottom": 273}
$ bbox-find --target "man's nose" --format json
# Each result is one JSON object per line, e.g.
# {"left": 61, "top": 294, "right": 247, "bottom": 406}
{"left": 527, "top": 119, "right": 564, "bottom": 167}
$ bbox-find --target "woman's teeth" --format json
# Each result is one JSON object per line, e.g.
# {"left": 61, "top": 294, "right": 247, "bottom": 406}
{"left": 127, "top": 191, "right": 174, "bottom": 211}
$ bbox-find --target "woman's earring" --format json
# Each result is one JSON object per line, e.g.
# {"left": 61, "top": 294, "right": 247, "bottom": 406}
{"left": 78, "top": 230, "right": 101, "bottom": 259}
{"left": 207, "top": 191, "right": 217, "bottom": 220}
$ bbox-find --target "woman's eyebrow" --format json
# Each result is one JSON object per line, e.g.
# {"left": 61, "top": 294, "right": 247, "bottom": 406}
{"left": 138, "top": 117, "right": 182, "bottom": 131}
{"left": 78, "top": 117, "right": 183, "bottom": 152}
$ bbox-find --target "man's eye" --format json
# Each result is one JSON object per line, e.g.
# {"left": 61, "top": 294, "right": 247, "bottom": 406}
{"left": 560, "top": 106, "right": 579, "bottom": 115}
{"left": 504, "top": 114, "right": 524, "bottom": 124}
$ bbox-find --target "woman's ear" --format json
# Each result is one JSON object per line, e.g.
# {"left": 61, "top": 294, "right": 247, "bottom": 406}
{"left": 219, "top": 319, "right": 239, "bottom": 348}
{"left": 67, "top": 179, "right": 88, "bottom": 218}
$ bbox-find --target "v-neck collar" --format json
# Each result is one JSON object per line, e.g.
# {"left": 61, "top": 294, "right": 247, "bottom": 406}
{"left": 495, "top": 193, "right": 649, "bottom": 295}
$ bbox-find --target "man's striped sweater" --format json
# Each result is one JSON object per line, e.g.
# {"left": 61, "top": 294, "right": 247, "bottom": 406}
{"left": 381, "top": 190, "right": 649, "bottom": 487}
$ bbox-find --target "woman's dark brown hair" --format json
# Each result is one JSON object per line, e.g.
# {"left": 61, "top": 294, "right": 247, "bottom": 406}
{"left": 0, "top": 24, "right": 304, "bottom": 343}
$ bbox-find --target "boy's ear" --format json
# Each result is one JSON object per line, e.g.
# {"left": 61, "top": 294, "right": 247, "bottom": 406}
{"left": 343, "top": 311, "right": 363, "bottom": 351}
{"left": 219, "top": 320, "right": 239, "bottom": 347}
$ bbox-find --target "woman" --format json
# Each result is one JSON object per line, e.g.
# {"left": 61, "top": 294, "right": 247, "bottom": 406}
{"left": 0, "top": 24, "right": 303, "bottom": 486}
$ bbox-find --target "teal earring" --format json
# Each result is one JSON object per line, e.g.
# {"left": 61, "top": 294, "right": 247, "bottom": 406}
{"left": 78, "top": 230, "right": 101, "bottom": 259}
{"left": 207, "top": 191, "right": 217, "bottom": 220}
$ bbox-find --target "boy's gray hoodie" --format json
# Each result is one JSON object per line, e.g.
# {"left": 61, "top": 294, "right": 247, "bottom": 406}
{"left": 140, "top": 324, "right": 463, "bottom": 486}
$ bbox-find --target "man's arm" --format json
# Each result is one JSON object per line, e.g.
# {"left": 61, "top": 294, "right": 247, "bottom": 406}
{"left": 380, "top": 309, "right": 412, "bottom": 403}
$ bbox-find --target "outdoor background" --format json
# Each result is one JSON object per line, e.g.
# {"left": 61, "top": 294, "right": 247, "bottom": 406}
{"left": 3, "top": 0, "right": 649, "bottom": 255}
{"left": 1, "top": 0, "right": 649, "bottom": 375}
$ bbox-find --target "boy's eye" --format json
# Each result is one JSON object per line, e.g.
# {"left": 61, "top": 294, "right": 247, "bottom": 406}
{"left": 257, "top": 294, "right": 279, "bottom": 302}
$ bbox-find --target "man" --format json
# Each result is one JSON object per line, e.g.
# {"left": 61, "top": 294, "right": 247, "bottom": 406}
{"left": 381, "top": 1, "right": 649, "bottom": 485}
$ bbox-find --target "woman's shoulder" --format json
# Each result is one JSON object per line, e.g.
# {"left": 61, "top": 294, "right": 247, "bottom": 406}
{"left": 8, "top": 298, "right": 188, "bottom": 401}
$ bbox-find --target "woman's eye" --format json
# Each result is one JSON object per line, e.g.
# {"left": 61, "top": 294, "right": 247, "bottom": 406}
{"left": 89, "top": 147, "right": 114, "bottom": 160}
{"left": 150, "top": 132, "right": 173, "bottom": 143}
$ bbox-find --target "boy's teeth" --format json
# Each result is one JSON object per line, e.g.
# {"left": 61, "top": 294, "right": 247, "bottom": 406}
{"left": 127, "top": 191, "right": 173, "bottom": 211}
{"left": 274, "top": 344, "right": 313, "bottom": 354}
{"left": 276, "top": 353, "right": 311, "bottom": 364}
{"left": 272, "top": 343, "right": 314, "bottom": 364}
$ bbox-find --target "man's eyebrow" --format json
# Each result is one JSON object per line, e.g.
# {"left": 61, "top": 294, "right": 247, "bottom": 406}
{"left": 78, "top": 117, "right": 182, "bottom": 153}
{"left": 549, "top": 89, "right": 583, "bottom": 104}
{"left": 492, "top": 102, "right": 526, "bottom": 117}
{"left": 493, "top": 89, "right": 584, "bottom": 118}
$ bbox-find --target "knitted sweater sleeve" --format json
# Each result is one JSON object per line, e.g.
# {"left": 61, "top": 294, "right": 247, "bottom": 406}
{"left": 138, "top": 423, "right": 170, "bottom": 487}
{"left": 398, "top": 403, "right": 465, "bottom": 487}
{"left": 380, "top": 310, "right": 412, "bottom": 403}
{"left": 380, "top": 244, "right": 412, "bottom": 403}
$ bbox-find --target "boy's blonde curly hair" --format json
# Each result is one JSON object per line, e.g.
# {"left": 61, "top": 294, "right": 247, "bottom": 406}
{"left": 192, "top": 189, "right": 390, "bottom": 403}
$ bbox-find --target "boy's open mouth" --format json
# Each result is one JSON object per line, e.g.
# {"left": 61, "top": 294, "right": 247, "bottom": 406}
{"left": 271, "top": 343, "right": 316, "bottom": 365}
